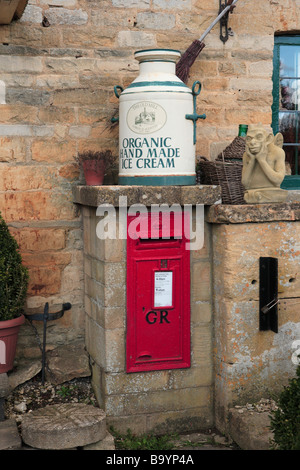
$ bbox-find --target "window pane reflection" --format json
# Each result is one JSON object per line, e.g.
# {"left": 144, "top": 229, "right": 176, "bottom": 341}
{"left": 283, "top": 145, "right": 299, "bottom": 175}
{"left": 280, "top": 45, "right": 300, "bottom": 78}
{"left": 279, "top": 111, "right": 298, "bottom": 142}
{"left": 280, "top": 78, "right": 300, "bottom": 110}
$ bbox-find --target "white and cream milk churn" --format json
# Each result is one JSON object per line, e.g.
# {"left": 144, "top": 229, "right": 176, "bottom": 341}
{"left": 114, "top": 49, "right": 206, "bottom": 186}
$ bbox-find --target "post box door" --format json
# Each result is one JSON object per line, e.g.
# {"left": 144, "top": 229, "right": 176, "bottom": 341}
{"left": 126, "top": 213, "right": 190, "bottom": 373}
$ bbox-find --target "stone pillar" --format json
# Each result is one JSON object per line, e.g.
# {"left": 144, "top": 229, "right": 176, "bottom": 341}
{"left": 74, "top": 184, "right": 221, "bottom": 434}
{"left": 207, "top": 202, "right": 300, "bottom": 433}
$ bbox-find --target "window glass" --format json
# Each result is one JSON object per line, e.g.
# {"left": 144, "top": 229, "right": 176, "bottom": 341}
{"left": 273, "top": 38, "right": 300, "bottom": 185}
{"left": 279, "top": 112, "right": 298, "bottom": 142}
{"left": 280, "top": 78, "right": 300, "bottom": 111}
{"left": 282, "top": 145, "right": 300, "bottom": 176}
{"left": 279, "top": 45, "right": 300, "bottom": 78}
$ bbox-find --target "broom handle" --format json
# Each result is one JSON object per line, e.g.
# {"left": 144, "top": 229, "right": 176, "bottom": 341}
{"left": 199, "top": 0, "right": 239, "bottom": 42}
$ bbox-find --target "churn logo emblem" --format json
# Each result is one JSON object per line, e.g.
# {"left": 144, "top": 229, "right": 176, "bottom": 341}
{"left": 127, "top": 101, "right": 167, "bottom": 134}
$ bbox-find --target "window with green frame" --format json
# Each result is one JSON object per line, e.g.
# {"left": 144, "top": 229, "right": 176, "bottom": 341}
{"left": 272, "top": 36, "right": 300, "bottom": 189}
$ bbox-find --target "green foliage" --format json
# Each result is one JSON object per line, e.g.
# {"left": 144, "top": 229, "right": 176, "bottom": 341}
{"left": 56, "top": 384, "right": 79, "bottom": 398}
{"left": 57, "top": 385, "right": 73, "bottom": 398}
{"left": 110, "top": 427, "right": 176, "bottom": 451}
{"left": 269, "top": 365, "right": 300, "bottom": 450}
{"left": 0, "top": 211, "right": 29, "bottom": 321}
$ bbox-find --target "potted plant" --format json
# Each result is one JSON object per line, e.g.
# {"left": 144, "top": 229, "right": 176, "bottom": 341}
{"left": 77, "top": 150, "right": 115, "bottom": 186}
{"left": 0, "top": 211, "right": 29, "bottom": 373}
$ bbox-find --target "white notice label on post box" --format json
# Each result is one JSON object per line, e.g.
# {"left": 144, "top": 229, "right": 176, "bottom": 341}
{"left": 154, "top": 271, "right": 173, "bottom": 307}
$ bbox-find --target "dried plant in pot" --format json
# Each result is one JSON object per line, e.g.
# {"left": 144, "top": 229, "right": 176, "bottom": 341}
{"left": 0, "top": 211, "right": 29, "bottom": 373}
{"left": 77, "top": 150, "right": 115, "bottom": 186}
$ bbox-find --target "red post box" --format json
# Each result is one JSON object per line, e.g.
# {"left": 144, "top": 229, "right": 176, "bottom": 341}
{"left": 126, "top": 211, "right": 190, "bottom": 373}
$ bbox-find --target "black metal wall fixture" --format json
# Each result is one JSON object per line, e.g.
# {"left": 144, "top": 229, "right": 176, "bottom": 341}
{"left": 259, "top": 257, "right": 278, "bottom": 333}
{"left": 219, "top": 0, "right": 236, "bottom": 42}
{"left": 25, "top": 302, "right": 72, "bottom": 384}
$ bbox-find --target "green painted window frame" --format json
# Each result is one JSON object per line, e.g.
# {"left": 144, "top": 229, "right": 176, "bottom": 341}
{"left": 272, "top": 35, "right": 300, "bottom": 189}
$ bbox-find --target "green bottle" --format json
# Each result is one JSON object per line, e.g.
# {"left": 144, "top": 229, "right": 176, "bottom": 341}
{"left": 238, "top": 124, "right": 248, "bottom": 137}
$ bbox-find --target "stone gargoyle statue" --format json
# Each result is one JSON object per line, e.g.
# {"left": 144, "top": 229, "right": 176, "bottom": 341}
{"left": 242, "top": 124, "right": 288, "bottom": 203}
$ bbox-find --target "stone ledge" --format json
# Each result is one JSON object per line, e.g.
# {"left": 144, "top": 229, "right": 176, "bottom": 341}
{"left": 73, "top": 185, "right": 222, "bottom": 207}
{"left": 206, "top": 202, "right": 300, "bottom": 224}
{"left": 227, "top": 408, "right": 273, "bottom": 450}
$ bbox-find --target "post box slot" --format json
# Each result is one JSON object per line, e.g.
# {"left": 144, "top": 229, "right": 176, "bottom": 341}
{"left": 137, "top": 236, "right": 181, "bottom": 249}
{"left": 137, "top": 238, "right": 182, "bottom": 251}
{"left": 139, "top": 236, "right": 180, "bottom": 242}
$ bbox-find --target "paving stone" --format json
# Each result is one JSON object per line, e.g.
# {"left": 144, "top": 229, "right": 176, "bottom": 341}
{"left": 0, "top": 373, "right": 9, "bottom": 397}
{"left": 171, "top": 431, "right": 234, "bottom": 450}
{"left": 21, "top": 404, "right": 107, "bottom": 449}
{"left": 0, "top": 398, "right": 5, "bottom": 421}
{"left": 0, "top": 419, "right": 22, "bottom": 450}
{"left": 8, "top": 359, "right": 41, "bottom": 390}
{"left": 45, "top": 341, "right": 91, "bottom": 385}
{"left": 83, "top": 431, "right": 115, "bottom": 450}
{"left": 0, "top": 374, "right": 9, "bottom": 421}
{"left": 228, "top": 408, "right": 274, "bottom": 450}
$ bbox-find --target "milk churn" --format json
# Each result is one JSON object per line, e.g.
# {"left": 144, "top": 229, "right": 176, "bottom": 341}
{"left": 114, "top": 49, "right": 206, "bottom": 186}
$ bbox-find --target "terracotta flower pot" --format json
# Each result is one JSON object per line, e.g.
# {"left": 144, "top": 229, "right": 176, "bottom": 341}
{"left": 0, "top": 314, "right": 25, "bottom": 373}
{"left": 0, "top": 0, "right": 19, "bottom": 24}
{"left": 82, "top": 159, "right": 106, "bottom": 186}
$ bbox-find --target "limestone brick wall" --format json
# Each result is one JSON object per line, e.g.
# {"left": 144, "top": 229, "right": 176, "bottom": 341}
{"left": 81, "top": 203, "right": 214, "bottom": 434}
{"left": 0, "top": 0, "right": 298, "bottom": 354}
{"left": 207, "top": 203, "right": 300, "bottom": 433}
{"left": 73, "top": 184, "right": 221, "bottom": 433}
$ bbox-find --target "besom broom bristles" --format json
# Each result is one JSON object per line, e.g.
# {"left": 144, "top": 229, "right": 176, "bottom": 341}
{"left": 176, "top": 0, "right": 239, "bottom": 83}
{"left": 175, "top": 40, "right": 206, "bottom": 84}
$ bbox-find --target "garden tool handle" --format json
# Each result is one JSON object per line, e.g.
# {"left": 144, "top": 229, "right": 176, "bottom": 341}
{"left": 199, "top": 0, "right": 239, "bottom": 42}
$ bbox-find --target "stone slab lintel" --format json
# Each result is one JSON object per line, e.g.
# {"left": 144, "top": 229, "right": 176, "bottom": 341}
{"left": 206, "top": 202, "right": 300, "bottom": 224}
{"left": 73, "top": 185, "right": 222, "bottom": 208}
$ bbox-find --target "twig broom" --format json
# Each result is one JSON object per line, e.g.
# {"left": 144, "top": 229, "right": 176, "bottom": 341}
{"left": 176, "top": 0, "right": 239, "bottom": 83}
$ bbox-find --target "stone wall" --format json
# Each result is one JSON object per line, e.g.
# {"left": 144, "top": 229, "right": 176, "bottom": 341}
{"left": 74, "top": 187, "right": 300, "bottom": 434}
{"left": 207, "top": 203, "right": 300, "bottom": 433}
{"left": 74, "top": 185, "right": 220, "bottom": 434}
{"left": 0, "top": 0, "right": 299, "bottom": 373}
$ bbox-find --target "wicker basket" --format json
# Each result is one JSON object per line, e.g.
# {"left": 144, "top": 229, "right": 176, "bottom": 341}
{"left": 198, "top": 156, "right": 245, "bottom": 205}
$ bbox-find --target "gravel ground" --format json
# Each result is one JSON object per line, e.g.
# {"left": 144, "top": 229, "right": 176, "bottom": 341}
{"left": 5, "top": 374, "right": 98, "bottom": 427}
{"left": 4, "top": 373, "right": 279, "bottom": 450}
{"left": 233, "top": 398, "right": 278, "bottom": 414}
